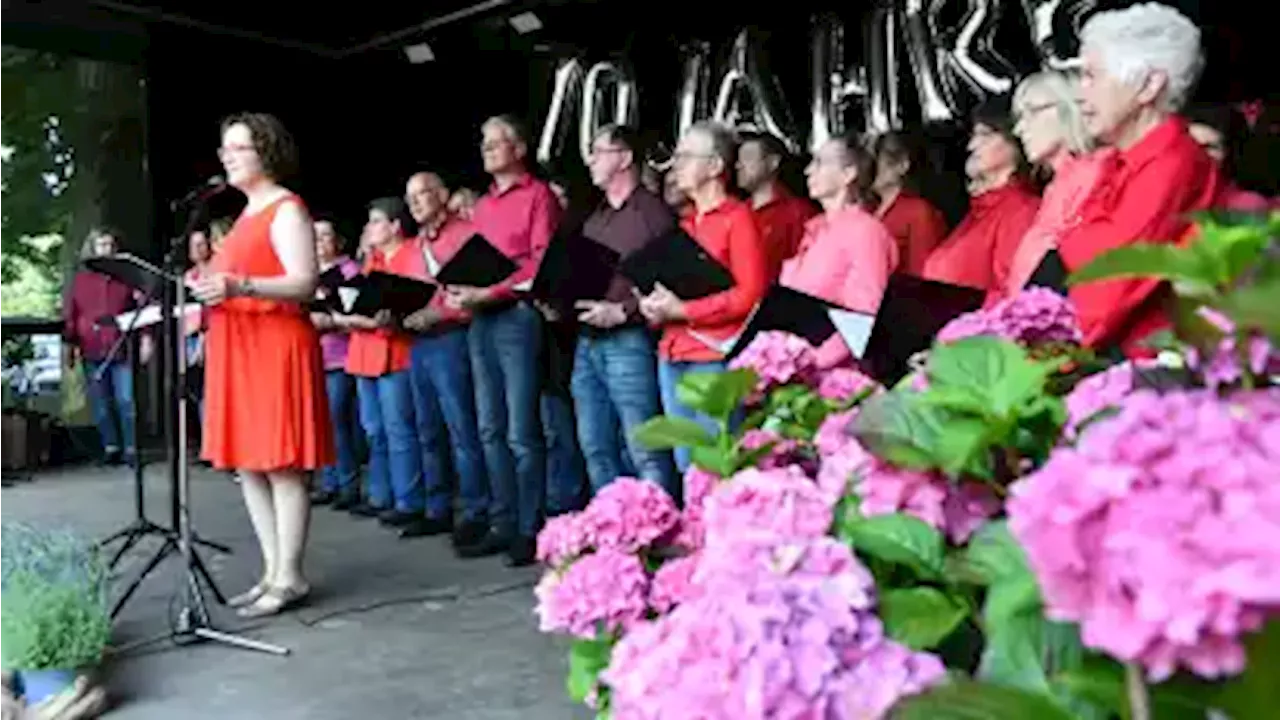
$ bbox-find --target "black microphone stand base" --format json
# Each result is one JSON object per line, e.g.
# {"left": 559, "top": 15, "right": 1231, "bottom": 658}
{"left": 107, "top": 524, "right": 228, "bottom": 619}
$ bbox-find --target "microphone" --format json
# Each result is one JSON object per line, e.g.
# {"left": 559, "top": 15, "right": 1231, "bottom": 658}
{"left": 170, "top": 176, "right": 227, "bottom": 211}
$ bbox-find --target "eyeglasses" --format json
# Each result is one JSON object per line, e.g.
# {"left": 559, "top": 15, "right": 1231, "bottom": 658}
{"left": 672, "top": 151, "right": 714, "bottom": 164}
{"left": 480, "top": 139, "right": 512, "bottom": 152}
{"left": 216, "top": 143, "right": 256, "bottom": 159}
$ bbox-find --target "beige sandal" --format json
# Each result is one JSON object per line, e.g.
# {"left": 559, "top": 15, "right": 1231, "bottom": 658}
{"left": 235, "top": 584, "right": 311, "bottom": 619}
{"left": 226, "top": 581, "right": 269, "bottom": 609}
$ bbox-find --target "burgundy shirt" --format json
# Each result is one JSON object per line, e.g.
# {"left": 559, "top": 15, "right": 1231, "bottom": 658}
{"left": 62, "top": 269, "right": 138, "bottom": 362}
{"left": 581, "top": 185, "right": 676, "bottom": 320}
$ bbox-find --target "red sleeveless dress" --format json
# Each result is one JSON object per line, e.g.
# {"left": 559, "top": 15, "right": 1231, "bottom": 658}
{"left": 201, "top": 194, "right": 334, "bottom": 472}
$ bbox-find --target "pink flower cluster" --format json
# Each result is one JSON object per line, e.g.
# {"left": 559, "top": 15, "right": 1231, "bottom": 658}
{"left": 603, "top": 537, "right": 946, "bottom": 719}
{"left": 937, "top": 287, "right": 1083, "bottom": 346}
{"left": 729, "top": 330, "right": 819, "bottom": 394}
{"left": 703, "top": 465, "right": 835, "bottom": 548}
{"left": 815, "top": 410, "right": 999, "bottom": 544}
{"left": 1187, "top": 308, "right": 1279, "bottom": 389}
{"left": 739, "top": 428, "right": 803, "bottom": 470}
{"left": 674, "top": 465, "right": 719, "bottom": 552}
{"left": 535, "top": 548, "right": 651, "bottom": 638}
{"left": 1065, "top": 360, "right": 1141, "bottom": 438}
{"left": 537, "top": 477, "right": 682, "bottom": 568}
{"left": 1009, "top": 388, "right": 1280, "bottom": 680}
{"left": 817, "top": 367, "right": 882, "bottom": 404}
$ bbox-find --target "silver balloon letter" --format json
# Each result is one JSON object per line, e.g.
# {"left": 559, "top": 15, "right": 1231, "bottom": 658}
{"left": 809, "top": 10, "right": 901, "bottom": 151}
{"left": 903, "top": 0, "right": 1017, "bottom": 122}
{"left": 578, "top": 60, "right": 640, "bottom": 165}
{"left": 536, "top": 56, "right": 585, "bottom": 166}
{"left": 1019, "top": 0, "right": 1099, "bottom": 70}
{"left": 674, "top": 41, "right": 712, "bottom": 142}
{"left": 711, "top": 28, "right": 802, "bottom": 154}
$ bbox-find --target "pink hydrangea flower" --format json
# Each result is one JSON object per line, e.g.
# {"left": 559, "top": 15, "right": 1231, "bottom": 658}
{"left": 673, "top": 466, "right": 720, "bottom": 551}
{"left": 695, "top": 536, "right": 877, "bottom": 611}
{"left": 581, "top": 477, "right": 680, "bottom": 554}
{"left": 703, "top": 465, "right": 835, "bottom": 548}
{"left": 603, "top": 536, "right": 944, "bottom": 720}
{"left": 937, "top": 287, "right": 1083, "bottom": 346}
{"left": 1186, "top": 308, "right": 1278, "bottom": 389}
{"left": 739, "top": 428, "right": 803, "bottom": 470}
{"left": 814, "top": 409, "right": 862, "bottom": 499}
{"left": 536, "top": 511, "right": 592, "bottom": 568}
{"left": 650, "top": 555, "right": 702, "bottom": 614}
{"left": 817, "top": 367, "right": 881, "bottom": 403}
{"left": 815, "top": 413, "right": 1000, "bottom": 545}
{"left": 534, "top": 547, "right": 651, "bottom": 639}
{"left": 1009, "top": 388, "right": 1280, "bottom": 680}
{"left": 729, "top": 330, "right": 819, "bottom": 393}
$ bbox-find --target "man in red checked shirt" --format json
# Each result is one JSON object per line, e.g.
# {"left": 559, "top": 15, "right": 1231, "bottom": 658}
{"left": 1063, "top": 3, "right": 1223, "bottom": 356}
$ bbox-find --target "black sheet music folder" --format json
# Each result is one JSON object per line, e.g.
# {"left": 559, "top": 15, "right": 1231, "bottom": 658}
{"left": 617, "top": 228, "right": 735, "bottom": 300}
{"left": 858, "top": 274, "right": 985, "bottom": 385}
{"left": 434, "top": 233, "right": 519, "bottom": 288}
{"left": 530, "top": 234, "right": 623, "bottom": 302}
{"left": 337, "top": 271, "right": 436, "bottom": 318}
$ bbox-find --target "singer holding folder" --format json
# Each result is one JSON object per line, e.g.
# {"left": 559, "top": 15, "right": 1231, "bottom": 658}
{"left": 337, "top": 198, "right": 425, "bottom": 527}
{"left": 444, "top": 115, "right": 559, "bottom": 566}
{"left": 639, "top": 121, "right": 768, "bottom": 473}
{"left": 192, "top": 113, "right": 333, "bottom": 618}
{"left": 573, "top": 124, "right": 677, "bottom": 497}
{"left": 401, "top": 172, "right": 491, "bottom": 546}
{"left": 779, "top": 133, "right": 900, "bottom": 369}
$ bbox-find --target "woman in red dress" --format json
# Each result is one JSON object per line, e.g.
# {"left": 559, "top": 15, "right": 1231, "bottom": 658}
{"left": 191, "top": 113, "right": 334, "bottom": 618}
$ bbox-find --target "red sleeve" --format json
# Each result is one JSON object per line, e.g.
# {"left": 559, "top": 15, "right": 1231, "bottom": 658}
{"left": 916, "top": 204, "right": 949, "bottom": 258}
{"left": 1060, "top": 157, "right": 1219, "bottom": 348}
{"left": 991, "top": 198, "right": 1040, "bottom": 295}
{"left": 683, "top": 213, "right": 768, "bottom": 327}
{"left": 62, "top": 275, "right": 81, "bottom": 346}
{"left": 489, "top": 186, "right": 562, "bottom": 302}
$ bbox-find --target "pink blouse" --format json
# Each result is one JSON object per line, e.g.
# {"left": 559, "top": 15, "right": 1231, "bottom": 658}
{"left": 779, "top": 204, "right": 899, "bottom": 368}
{"left": 1003, "top": 151, "right": 1112, "bottom": 298}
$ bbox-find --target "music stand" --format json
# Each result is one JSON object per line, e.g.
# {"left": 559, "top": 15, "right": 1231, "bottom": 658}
{"left": 85, "top": 255, "right": 231, "bottom": 618}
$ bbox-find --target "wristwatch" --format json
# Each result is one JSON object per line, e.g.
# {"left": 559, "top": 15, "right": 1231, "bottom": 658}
{"left": 238, "top": 276, "right": 256, "bottom": 298}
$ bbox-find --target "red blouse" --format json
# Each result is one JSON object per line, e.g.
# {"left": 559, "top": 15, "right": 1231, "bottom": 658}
{"left": 921, "top": 183, "right": 1040, "bottom": 293}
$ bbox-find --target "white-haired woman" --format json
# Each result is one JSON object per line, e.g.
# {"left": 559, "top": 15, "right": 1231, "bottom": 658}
{"left": 1000, "top": 70, "right": 1113, "bottom": 298}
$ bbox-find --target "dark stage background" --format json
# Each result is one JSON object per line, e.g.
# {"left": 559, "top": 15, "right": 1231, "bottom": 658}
{"left": 3, "top": 0, "right": 1266, "bottom": 255}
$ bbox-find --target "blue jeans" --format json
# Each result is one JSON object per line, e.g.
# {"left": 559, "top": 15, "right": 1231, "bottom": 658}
{"left": 571, "top": 327, "right": 674, "bottom": 496}
{"left": 658, "top": 359, "right": 741, "bottom": 474}
{"left": 409, "top": 329, "right": 490, "bottom": 523}
{"left": 83, "top": 360, "right": 135, "bottom": 457}
{"left": 542, "top": 390, "right": 586, "bottom": 515}
{"left": 469, "top": 303, "right": 545, "bottom": 538}
{"left": 356, "top": 371, "right": 422, "bottom": 512}
{"left": 322, "top": 370, "right": 360, "bottom": 496}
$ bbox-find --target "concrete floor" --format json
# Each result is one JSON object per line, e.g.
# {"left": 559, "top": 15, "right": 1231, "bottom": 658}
{"left": 2, "top": 462, "right": 586, "bottom": 719}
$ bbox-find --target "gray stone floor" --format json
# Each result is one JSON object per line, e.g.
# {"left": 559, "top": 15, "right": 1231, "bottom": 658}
{"left": 2, "top": 462, "right": 586, "bottom": 719}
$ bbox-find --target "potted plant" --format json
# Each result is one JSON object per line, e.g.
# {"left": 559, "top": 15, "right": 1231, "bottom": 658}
{"left": 1, "top": 523, "right": 112, "bottom": 705}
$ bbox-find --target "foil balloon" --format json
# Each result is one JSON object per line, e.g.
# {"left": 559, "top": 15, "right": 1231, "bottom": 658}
{"left": 809, "top": 8, "right": 902, "bottom": 152}
{"left": 711, "top": 28, "right": 802, "bottom": 154}
{"left": 535, "top": 56, "right": 585, "bottom": 166}
{"left": 903, "top": 0, "right": 1017, "bottom": 122}
{"left": 1019, "top": 0, "right": 1099, "bottom": 70}
{"left": 673, "top": 41, "right": 712, "bottom": 143}
{"left": 578, "top": 60, "right": 640, "bottom": 165}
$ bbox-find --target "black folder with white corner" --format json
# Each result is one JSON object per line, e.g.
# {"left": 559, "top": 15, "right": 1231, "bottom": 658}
{"left": 849, "top": 274, "right": 985, "bottom": 385}
{"left": 335, "top": 271, "right": 436, "bottom": 318}
{"left": 616, "top": 228, "right": 735, "bottom": 300}
{"left": 433, "top": 233, "right": 520, "bottom": 288}
{"left": 529, "top": 233, "right": 623, "bottom": 302}
{"left": 726, "top": 285, "right": 853, "bottom": 360}
{"left": 307, "top": 263, "right": 354, "bottom": 312}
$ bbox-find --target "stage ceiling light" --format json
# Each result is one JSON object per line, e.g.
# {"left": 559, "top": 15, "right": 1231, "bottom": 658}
{"left": 508, "top": 11, "right": 543, "bottom": 34}
{"left": 404, "top": 42, "right": 436, "bottom": 63}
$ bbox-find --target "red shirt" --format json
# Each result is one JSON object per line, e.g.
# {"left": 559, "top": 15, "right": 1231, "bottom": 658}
{"left": 62, "top": 270, "right": 138, "bottom": 362}
{"left": 877, "top": 190, "right": 949, "bottom": 277}
{"left": 345, "top": 238, "right": 421, "bottom": 378}
{"left": 752, "top": 185, "right": 817, "bottom": 282}
{"left": 420, "top": 214, "right": 477, "bottom": 326}
{"left": 1059, "top": 117, "right": 1223, "bottom": 354}
{"left": 922, "top": 183, "right": 1040, "bottom": 293}
{"left": 470, "top": 172, "right": 562, "bottom": 302}
{"left": 658, "top": 197, "right": 768, "bottom": 363}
